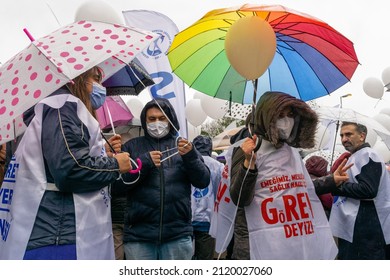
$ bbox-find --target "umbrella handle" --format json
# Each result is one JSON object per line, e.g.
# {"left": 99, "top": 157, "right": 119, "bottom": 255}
{"left": 23, "top": 28, "right": 35, "bottom": 42}
{"left": 129, "top": 158, "right": 142, "bottom": 174}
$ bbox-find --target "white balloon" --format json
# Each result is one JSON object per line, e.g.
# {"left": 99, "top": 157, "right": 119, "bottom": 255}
{"left": 373, "top": 140, "right": 390, "bottom": 162}
{"left": 126, "top": 98, "right": 144, "bottom": 120}
{"left": 373, "top": 114, "right": 390, "bottom": 132}
{"left": 75, "top": 0, "right": 124, "bottom": 24}
{"left": 185, "top": 99, "right": 207, "bottom": 127}
{"left": 382, "top": 66, "right": 390, "bottom": 87}
{"left": 200, "top": 95, "right": 226, "bottom": 119}
{"left": 362, "top": 77, "right": 384, "bottom": 99}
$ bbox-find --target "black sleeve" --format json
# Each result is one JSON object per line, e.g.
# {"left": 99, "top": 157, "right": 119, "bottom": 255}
{"left": 229, "top": 147, "right": 258, "bottom": 207}
{"left": 312, "top": 175, "right": 338, "bottom": 195}
{"left": 332, "top": 158, "right": 382, "bottom": 199}
{"left": 181, "top": 147, "right": 210, "bottom": 189}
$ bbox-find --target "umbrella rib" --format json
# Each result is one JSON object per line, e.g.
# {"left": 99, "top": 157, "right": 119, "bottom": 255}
{"left": 267, "top": 11, "right": 358, "bottom": 62}
{"left": 273, "top": 26, "right": 358, "bottom": 95}
{"left": 170, "top": 36, "right": 227, "bottom": 89}
{"left": 275, "top": 45, "right": 329, "bottom": 98}
{"left": 274, "top": 22, "right": 358, "bottom": 63}
{"left": 31, "top": 42, "right": 74, "bottom": 83}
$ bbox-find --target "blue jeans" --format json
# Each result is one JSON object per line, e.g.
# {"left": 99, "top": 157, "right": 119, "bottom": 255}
{"left": 23, "top": 244, "right": 77, "bottom": 260}
{"left": 124, "top": 236, "right": 192, "bottom": 260}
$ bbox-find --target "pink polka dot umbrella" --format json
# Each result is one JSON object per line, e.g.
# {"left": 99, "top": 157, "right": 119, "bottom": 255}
{"left": 0, "top": 20, "right": 158, "bottom": 144}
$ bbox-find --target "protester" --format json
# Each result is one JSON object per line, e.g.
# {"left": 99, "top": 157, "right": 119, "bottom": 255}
{"left": 191, "top": 135, "right": 224, "bottom": 260}
{"left": 115, "top": 98, "right": 210, "bottom": 260}
{"left": 329, "top": 121, "right": 390, "bottom": 259}
{"left": 229, "top": 91, "right": 351, "bottom": 259}
{"left": 305, "top": 155, "right": 334, "bottom": 219}
{"left": 0, "top": 66, "right": 131, "bottom": 260}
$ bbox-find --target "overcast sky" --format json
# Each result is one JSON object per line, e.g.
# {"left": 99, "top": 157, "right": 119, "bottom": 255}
{"left": 2, "top": 0, "right": 390, "bottom": 116}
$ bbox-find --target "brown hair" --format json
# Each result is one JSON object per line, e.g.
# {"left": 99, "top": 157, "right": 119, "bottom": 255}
{"left": 67, "top": 66, "right": 103, "bottom": 119}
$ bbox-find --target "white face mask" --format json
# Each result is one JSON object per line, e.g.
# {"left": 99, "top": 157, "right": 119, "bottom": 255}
{"left": 147, "top": 121, "right": 170, "bottom": 139}
{"left": 276, "top": 116, "right": 294, "bottom": 140}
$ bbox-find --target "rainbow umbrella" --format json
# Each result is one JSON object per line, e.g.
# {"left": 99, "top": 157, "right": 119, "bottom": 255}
{"left": 168, "top": 4, "right": 359, "bottom": 104}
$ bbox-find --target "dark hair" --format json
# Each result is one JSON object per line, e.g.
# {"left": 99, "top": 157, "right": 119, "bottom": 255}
{"left": 341, "top": 121, "right": 367, "bottom": 134}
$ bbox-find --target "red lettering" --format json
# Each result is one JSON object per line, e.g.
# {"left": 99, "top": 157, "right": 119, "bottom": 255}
{"left": 282, "top": 195, "right": 299, "bottom": 222}
{"left": 284, "top": 224, "right": 292, "bottom": 238}
{"left": 214, "top": 182, "right": 227, "bottom": 212}
{"left": 297, "top": 192, "right": 309, "bottom": 219}
{"left": 283, "top": 224, "right": 298, "bottom": 238}
{"left": 261, "top": 198, "right": 278, "bottom": 224}
{"left": 304, "top": 192, "right": 314, "bottom": 217}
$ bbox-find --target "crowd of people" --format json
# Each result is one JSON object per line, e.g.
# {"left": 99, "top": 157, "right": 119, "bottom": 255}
{"left": 1, "top": 73, "right": 389, "bottom": 259}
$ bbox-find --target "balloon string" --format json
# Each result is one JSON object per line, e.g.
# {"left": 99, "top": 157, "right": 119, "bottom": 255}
{"left": 374, "top": 98, "right": 381, "bottom": 108}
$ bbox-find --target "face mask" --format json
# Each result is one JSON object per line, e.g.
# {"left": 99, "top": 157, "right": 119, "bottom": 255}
{"left": 90, "top": 82, "right": 106, "bottom": 109}
{"left": 147, "top": 121, "right": 170, "bottom": 139}
{"left": 276, "top": 116, "right": 294, "bottom": 140}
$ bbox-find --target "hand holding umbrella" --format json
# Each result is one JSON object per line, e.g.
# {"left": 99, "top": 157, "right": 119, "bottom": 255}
{"left": 101, "top": 132, "right": 142, "bottom": 174}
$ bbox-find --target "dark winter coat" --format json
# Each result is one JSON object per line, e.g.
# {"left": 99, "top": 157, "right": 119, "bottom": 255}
{"left": 117, "top": 98, "right": 210, "bottom": 244}
{"left": 333, "top": 143, "right": 387, "bottom": 259}
{"left": 229, "top": 91, "right": 334, "bottom": 259}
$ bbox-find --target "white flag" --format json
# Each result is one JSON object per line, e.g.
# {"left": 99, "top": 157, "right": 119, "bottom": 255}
{"left": 122, "top": 10, "right": 188, "bottom": 138}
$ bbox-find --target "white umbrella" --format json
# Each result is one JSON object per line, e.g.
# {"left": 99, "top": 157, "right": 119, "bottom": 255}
{"left": 316, "top": 106, "right": 390, "bottom": 164}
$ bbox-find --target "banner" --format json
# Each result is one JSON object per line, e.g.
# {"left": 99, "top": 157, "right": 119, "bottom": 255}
{"left": 122, "top": 10, "right": 188, "bottom": 138}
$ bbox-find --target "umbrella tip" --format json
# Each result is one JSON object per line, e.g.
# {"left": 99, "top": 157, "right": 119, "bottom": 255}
{"left": 23, "top": 28, "right": 35, "bottom": 42}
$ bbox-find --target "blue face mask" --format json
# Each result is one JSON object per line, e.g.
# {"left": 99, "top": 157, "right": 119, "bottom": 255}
{"left": 90, "top": 82, "right": 106, "bottom": 109}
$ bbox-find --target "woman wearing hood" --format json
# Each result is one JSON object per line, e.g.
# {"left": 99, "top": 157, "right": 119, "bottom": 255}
{"left": 229, "top": 91, "right": 349, "bottom": 260}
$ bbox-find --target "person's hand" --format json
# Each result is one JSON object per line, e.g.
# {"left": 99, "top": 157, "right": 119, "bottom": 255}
{"left": 333, "top": 158, "right": 354, "bottom": 186}
{"left": 241, "top": 135, "right": 257, "bottom": 169}
{"left": 150, "top": 151, "right": 163, "bottom": 167}
{"left": 114, "top": 152, "right": 131, "bottom": 173}
{"left": 178, "top": 138, "right": 192, "bottom": 156}
{"left": 105, "top": 134, "right": 122, "bottom": 157}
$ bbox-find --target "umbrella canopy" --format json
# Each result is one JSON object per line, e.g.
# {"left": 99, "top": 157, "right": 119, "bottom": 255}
{"left": 223, "top": 102, "right": 252, "bottom": 120}
{"left": 0, "top": 20, "right": 157, "bottom": 143}
{"left": 168, "top": 4, "right": 359, "bottom": 104}
{"left": 0, "top": 116, "right": 26, "bottom": 145}
{"left": 96, "top": 96, "right": 133, "bottom": 131}
{"left": 102, "top": 58, "right": 154, "bottom": 96}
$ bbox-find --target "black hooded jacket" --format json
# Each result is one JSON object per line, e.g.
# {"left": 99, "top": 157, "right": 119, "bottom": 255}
{"left": 116, "top": 98, "right": 210, "bottom": 243}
